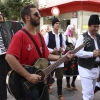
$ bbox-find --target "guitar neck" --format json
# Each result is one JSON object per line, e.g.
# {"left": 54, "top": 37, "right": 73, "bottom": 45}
{"left": 43, "top": 56, "right": 68, "bottom": 75}
{"left": 43, "top": 43, "right": 85, "bottom": 76}
{"left": 71, "top": 44, "right": 85, "bottom": 54}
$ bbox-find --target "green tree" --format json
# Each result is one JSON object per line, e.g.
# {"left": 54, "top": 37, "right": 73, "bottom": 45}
{"left": 0, "top": 3, "right": 10, "bottom": 19}
{"left": 1, "top": 0, "right": 38, "bottom": 20}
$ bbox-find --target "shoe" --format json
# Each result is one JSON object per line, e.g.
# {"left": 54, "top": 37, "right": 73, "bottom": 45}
{"left": 94, "top": 86, "right": 100, "bottom": 94}
{"left": 58, "top": 95, "right": 65, "bottom": 100}
{"left": 71, "top": 85, "right": 78, "bottom": 91}
{"left": 66, "top": 86, "right": 73, "bottom": 91}
{"left": 48, "top": 88, "right": 52, "bottom": 94}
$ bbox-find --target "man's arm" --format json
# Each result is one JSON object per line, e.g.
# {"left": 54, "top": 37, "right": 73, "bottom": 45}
{"left": 75, "top": 35, "right": 93, "bottom": 58}
{"left": 5, "top": 54, "right": 41, "bottom": 84}
{"left": 75, "top": 35, "right": 100, "bottom": 58}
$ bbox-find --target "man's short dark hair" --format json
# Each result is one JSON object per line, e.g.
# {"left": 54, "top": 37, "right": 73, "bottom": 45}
{"left": 20, "top": 4, "right": 36, "bottom": 23}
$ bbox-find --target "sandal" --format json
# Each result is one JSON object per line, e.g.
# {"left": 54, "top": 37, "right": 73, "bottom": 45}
{"left": 71, "top": 85, "right": 78, "bottom": 91}
{"left": 66, "top": 86, "right": 73, "bottom": 91}
{"left": 48, "top": 88, "right": 52, "bottom": 94}
{"left": 58, "top": 95, "right": 65, "bottom": 100}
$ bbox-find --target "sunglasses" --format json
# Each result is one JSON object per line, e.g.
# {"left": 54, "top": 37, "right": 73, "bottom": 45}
{"left": 31, "top": 12, "right": 41, "bottom": 17}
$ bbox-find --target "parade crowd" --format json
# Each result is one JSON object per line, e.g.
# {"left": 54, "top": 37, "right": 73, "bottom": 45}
{"left": 0, "top": 4, "right": 100, "bottom": 100}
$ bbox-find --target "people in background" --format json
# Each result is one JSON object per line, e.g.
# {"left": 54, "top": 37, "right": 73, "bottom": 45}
{"left": 64, "top": 25, "right": 78, "bottom": 91}
{"left": 40, "top": 24, "right": 51, "bottom": 36}
{"left": 75, "top": 14, "right": 100, "bottom": 100}
{"left": 44, "top": 17, "right": 66, "bottom": 100}
{"left": 0, "top": 12, "right": 11, "bottom": 100}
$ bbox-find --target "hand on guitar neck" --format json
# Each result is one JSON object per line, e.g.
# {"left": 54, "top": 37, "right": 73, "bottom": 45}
{"left": 62, "top": 51, "right": 75, "bottom": 61}
{"left": 63, "top": 36, "right": 91, "bottom": 61}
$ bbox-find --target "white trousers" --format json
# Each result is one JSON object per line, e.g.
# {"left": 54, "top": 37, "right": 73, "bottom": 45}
{"left": 80, "top": 76, "right": 97, "bottom": 100}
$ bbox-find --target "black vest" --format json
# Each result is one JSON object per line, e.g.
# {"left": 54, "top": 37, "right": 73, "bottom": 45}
{"left": 78, "top": 32, "right": 100, "bottom": 69}
{"left": 47, "top": 31, "right": 62, "bottom": 49}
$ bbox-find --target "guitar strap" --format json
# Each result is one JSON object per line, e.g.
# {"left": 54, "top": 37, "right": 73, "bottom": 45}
{"left": 21, "top": 29, "right": 43, "bottom": 58}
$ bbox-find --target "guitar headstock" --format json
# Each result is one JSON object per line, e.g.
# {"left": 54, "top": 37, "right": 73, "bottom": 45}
{"left": 83, "top": 36, "right": 91, "bottom": 47}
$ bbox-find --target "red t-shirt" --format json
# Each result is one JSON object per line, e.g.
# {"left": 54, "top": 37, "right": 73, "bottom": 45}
{"left": 7, "top": 29, "right": 50, "bottom": 66}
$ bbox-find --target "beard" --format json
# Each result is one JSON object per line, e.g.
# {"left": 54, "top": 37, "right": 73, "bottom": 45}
{"left": 30, "top": 16, "right": 40, "bottom": 27}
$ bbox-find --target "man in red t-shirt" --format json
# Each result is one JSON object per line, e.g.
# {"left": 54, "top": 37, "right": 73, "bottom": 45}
{"left": 5, "top": 4, "right": 74, "bottom": 100}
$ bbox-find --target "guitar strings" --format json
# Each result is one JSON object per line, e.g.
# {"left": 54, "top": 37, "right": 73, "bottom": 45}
{"left": 43, "top": 43, "right": 85, "bottom": 76}
{"left": 25, "top": 56, "right": 72, "bottom": 89}
{"left": 25, "top": 44, "right": 86, "bottom": 89}
{"left": 43, "top": 56, "right": 67, "bottom": 76}
{"left": 23, "top": 38, "right": 90, "bottom": 89}
{"left": 25, "top": 55, "right": 73, "bottom": 88}
{"left": 24, "top": 71, "right": 45, "bottom": 88}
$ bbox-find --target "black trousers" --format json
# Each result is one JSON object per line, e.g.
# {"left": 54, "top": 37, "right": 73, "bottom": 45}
{"left": 0, "top": 54, "right": 7, "bottom": 100}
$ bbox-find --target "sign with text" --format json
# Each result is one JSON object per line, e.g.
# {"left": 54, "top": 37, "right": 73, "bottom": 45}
{"left": 72, "top": 12, "right": 77, "bottom": 18}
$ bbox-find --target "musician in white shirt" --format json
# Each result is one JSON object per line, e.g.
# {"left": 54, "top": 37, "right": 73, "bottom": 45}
{"left": 75, "top": 15, "right": 100, "bottom": 100}
{"left": 44, "top": 17, "right": 66, "bottom": 100}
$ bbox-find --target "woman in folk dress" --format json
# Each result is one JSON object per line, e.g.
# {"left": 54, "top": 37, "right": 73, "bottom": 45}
{"left": 64, "top": 25, "right": 79, "bottom": 91}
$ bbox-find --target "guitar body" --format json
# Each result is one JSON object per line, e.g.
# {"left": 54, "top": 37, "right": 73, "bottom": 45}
{"left": 7, "top": 58, "right": 53, "bottom": 100}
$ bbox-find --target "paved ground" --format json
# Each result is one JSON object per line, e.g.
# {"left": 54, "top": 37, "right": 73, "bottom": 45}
{"left": 7, "top": 76, "right": 100, "bottom": 100}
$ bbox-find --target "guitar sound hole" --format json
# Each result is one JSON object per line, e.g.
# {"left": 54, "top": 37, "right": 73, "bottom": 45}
{"left": 35, "top": 70, "right": 45, "bottom": 81}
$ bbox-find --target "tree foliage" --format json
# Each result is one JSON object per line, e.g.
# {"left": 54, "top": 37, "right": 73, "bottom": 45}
{"left": 0, "top": 3, "right": 9, "bottom": 19}
{"left": 0, "top": 0, "right": 38, "bottom": 20}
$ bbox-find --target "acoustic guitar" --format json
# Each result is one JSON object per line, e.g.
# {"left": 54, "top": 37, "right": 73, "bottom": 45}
{"left": 7, "top": 36, "right": 91, "bottom": 100}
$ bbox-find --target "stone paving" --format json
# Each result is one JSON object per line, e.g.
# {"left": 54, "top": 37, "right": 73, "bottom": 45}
{"left": 7, "top": 76, "right": 100, "bottom": 100}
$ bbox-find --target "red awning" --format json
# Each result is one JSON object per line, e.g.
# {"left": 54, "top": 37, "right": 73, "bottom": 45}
{"left": 39, "top": 0, "right": 100, "bottom": 17}
{"left": 46, "top": 0, "right": 100, "bottom": 8}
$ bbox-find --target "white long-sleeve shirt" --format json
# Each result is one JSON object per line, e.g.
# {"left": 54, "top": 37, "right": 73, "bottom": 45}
{"left": 75, "top": 32, "right": 99, "bottom": 79}
{"left": 44, "top": 31, "right": 66, "bottom": 53}
{"left": 44, "top": 31, "right": 66, "bottom": 68}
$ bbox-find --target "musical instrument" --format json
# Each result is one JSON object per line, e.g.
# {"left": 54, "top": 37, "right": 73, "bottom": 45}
{"left": 7, "top": 36, "right": 91, "bottom": 100}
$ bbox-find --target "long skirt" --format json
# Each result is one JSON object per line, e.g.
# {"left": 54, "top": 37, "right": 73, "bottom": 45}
{"left": 63, "top": 50, "right": 79, "bottom": 76}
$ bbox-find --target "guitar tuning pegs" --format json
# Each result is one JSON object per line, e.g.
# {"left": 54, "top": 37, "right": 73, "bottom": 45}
{"left": 86, "top": 43, "right": 90, "bottom": 47}
{"left": 83, "top": 36, "right": 91, "bottom": 46}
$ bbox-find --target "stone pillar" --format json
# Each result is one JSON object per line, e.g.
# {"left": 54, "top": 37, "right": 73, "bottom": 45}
{"left": 77, "top": 11, "right": 83, "bottom": 35}
{"left": 40, "top": 17, "right": 44, "bottom": 30}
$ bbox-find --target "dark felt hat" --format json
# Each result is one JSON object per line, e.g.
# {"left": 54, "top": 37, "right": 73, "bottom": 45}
{"left": 88, "top": 14, "right": 100, "bottom": 25}
{"left": 52, "top": 17, "right": 60, "bottom": 26}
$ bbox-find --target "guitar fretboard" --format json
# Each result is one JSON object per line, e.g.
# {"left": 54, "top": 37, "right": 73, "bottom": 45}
{"left": 43, "top": 44, "right": 85, "bottom": 76}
